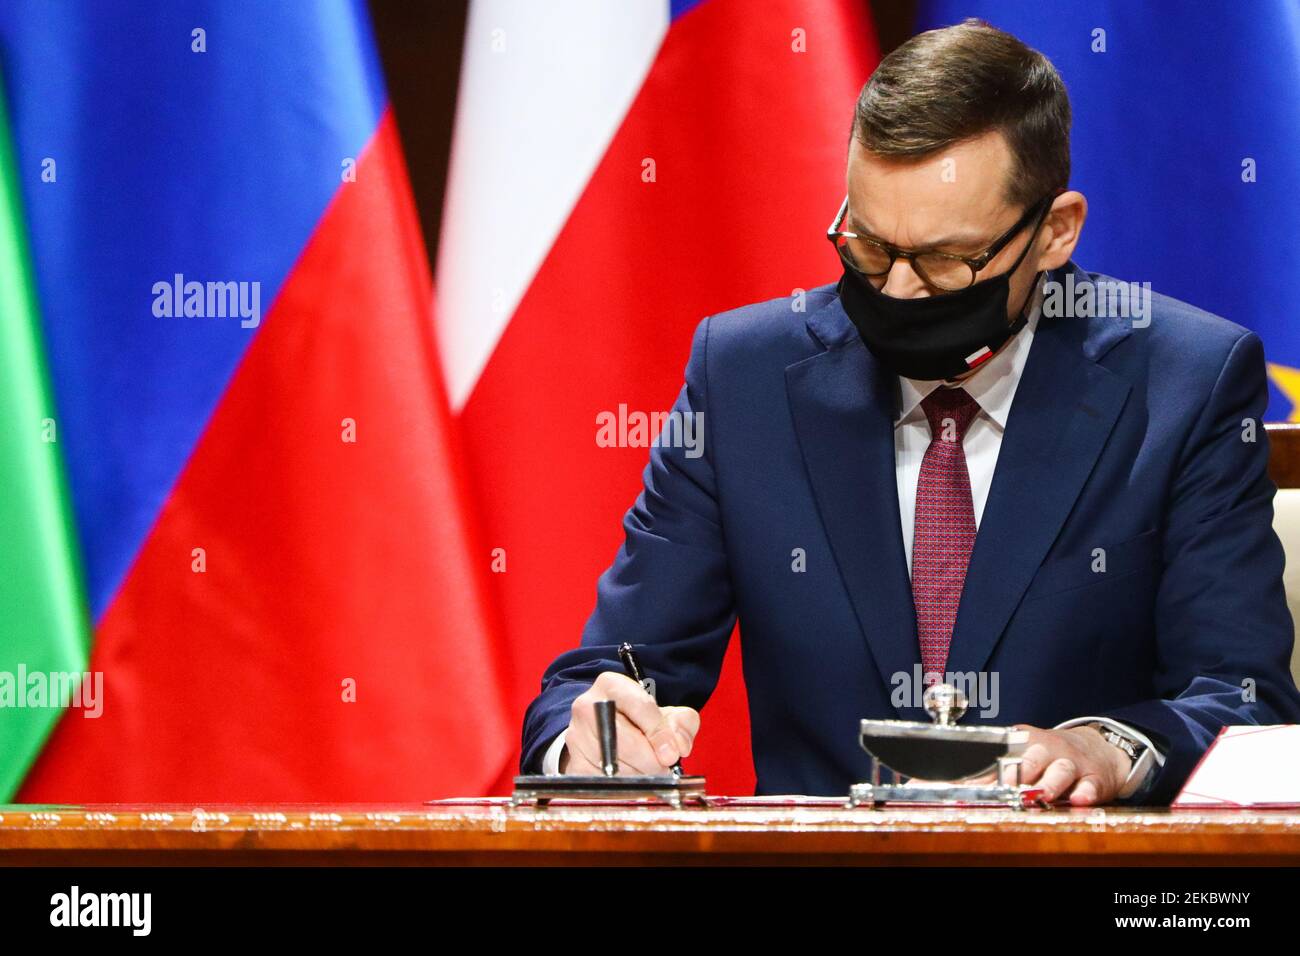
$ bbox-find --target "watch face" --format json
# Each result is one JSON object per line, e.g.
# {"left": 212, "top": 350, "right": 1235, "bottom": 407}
{"left": 1093, "top": 724, "right": 1142, "bottom": 752}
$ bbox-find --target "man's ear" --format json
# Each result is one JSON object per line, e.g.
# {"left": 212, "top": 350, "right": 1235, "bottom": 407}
{"left": 1035, "top": 190, "right": 1087, "bottom": 272}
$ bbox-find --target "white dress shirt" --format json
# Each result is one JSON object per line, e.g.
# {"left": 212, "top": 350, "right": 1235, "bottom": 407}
{"left": 545, "top": 287, "right": 1164, "bottom": 798}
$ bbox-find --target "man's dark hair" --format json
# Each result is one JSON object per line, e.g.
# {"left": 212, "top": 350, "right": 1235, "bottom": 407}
{"left": 852, "top": 19, "right": 1071, "bottom": 208}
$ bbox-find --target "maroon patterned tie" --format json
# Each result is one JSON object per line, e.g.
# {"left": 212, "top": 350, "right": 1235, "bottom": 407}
{"left": 912, "top": 386, "right": 982, "bottom": 686}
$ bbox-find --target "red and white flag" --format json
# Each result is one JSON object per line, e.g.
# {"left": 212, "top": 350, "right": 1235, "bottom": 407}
{"left": 437, "top": 0, "right": 879, "bottom": 793}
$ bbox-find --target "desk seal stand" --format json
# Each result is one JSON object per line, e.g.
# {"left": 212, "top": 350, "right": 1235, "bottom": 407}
{"left": 512, "top": 699, "right": 707, "bottom": 808}
{"left": 849, "top": 683, "right": 1045, "bottom": 809}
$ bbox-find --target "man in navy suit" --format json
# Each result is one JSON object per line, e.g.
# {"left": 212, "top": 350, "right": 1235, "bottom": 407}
{"left": 520, "top": 19, "right": 1300, "bottom": 805}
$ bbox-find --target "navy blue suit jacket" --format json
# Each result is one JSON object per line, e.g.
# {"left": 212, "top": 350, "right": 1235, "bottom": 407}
{"left": 521, "top": 263, "right": 1300, "bottom": 804}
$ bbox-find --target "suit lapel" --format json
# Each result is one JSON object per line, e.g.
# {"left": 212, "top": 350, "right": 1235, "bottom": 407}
{"left": 785, "top": 299, "right": 921, "bottom": 717}
{"left": 944, "top": 268, "right": 1133, "bottom": 679}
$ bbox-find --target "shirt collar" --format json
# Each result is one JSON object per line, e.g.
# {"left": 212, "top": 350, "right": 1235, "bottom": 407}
{"left": 894, "top": 281, "right": 1042, "bottom": 430}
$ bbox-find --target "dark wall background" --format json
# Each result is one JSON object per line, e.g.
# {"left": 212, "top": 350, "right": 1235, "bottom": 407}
{"left": 366, "top": 0, "right": 467, "bottom": 272}
{"left": 366, "top": 0, "right": 913, "bottom": 273}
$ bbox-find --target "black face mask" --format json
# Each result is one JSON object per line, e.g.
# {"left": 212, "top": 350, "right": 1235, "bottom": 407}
{"left": 838, "top": 220, "right": 1044, "bottom": 382}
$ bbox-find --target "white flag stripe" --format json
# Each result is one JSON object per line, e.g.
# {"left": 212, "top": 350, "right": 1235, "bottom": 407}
{"left": 435, "top": 0, "right": 670, "bottom": 409}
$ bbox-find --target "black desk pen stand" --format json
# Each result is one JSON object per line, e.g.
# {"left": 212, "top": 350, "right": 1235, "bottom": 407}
{"left": 513, "top": 699, "right": 707, "bottom": 808}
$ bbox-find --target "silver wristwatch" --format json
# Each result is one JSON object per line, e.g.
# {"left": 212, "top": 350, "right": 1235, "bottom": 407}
{"left": 1088, "top": 721, "right": 1155, "bottom": 799}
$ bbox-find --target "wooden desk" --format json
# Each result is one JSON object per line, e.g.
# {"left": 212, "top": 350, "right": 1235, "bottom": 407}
{"left": 1, "top": 799, "right": 1298, "bottom": 865}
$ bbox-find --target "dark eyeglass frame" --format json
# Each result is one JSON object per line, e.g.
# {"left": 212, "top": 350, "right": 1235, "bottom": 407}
{"left": 826, "top": 191, "right": 1059, "bottom": 291}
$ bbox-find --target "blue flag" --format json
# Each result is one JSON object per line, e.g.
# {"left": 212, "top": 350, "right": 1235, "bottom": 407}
{"left": 916, "top": 0, "right": 1300, "bottom": 420}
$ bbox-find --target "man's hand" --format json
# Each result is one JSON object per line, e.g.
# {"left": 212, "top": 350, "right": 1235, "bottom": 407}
{"left": 559, "top": 671, "right": 700, "bottom": 775}
{"left": 1001, "top": 725, "right": 1132, "bottom": 805}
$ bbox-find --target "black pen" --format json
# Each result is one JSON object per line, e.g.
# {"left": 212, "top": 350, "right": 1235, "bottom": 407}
{"left": 617, "top": 642, "right": 683, "bottom": 776}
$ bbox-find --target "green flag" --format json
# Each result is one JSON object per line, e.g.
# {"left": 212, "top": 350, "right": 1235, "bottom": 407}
{"left": 0, "top": 74, "right": 90, "bottom": 800}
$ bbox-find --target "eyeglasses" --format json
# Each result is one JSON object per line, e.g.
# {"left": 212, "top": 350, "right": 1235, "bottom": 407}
{"left": 826, "top": 192, "right": 1057, "bottom": 292}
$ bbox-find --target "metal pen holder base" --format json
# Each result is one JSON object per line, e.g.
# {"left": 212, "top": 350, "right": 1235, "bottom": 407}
{"left": 511, "top": 774, "right": 708, "bottom": 809}
{"left": 848, "top": 755, "right": 1046, "bottom": 809}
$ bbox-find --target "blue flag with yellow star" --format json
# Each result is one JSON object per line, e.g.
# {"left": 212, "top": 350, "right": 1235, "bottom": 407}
{"left": 917, "top": 0, "right": 1300, "bottom": 420}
